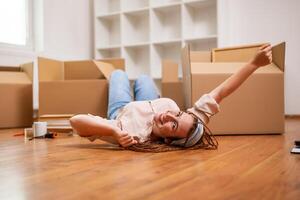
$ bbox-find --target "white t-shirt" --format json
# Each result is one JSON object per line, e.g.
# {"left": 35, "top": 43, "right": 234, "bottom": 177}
{"left": 115, "top": 98, "right": 179, "bottom": 142}
{"left": 187, "top": 94, "right": 220, "bottom": 124}
{"left": 87, "top": 94, "right": 220, "bottom": 142}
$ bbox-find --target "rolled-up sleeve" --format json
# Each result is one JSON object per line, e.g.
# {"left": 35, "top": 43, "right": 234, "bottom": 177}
{"left": 187, "top": 94, "right": 220, "bottom": 124}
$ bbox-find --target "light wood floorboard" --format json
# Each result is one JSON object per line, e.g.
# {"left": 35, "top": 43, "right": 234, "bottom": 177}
{"left": 0, "top": 118, "right": 299, "bottom": 200}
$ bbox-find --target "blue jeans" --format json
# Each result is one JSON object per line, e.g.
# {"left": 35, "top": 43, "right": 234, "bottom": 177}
{"left": 107, "top": 70, "right": 160, "bottom": 119}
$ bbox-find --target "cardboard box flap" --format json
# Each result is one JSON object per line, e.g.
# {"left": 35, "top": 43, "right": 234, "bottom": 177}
{"left": 191, "top": 63, "right": 283, "bottom": 74}
{"left": 0, "top": 72, "right": 31, "bottom": 84}
{"left": 64, "top": 60, "right": 105, "bottom": 80}
{"left": 38, "top": 57, "right": 64, "bottom": 81}
{"left": 20, "top": 62, "right": 33, "bottom": 81}
{"left": 0, "top": 66, "right": 20, "bottom": 72}
{"left": 212, "top": 43, "right": 266, "bottom": 62}
{"left": 181, "top": 45, "right": 192, "bottom": 108}
{"left": 162, "top": 60, "right": 178, "bottom": 82}
{"left": 93, "top": 61, "right": 115, "bottom": 80}
{"left": 272, "top": 42, "right": 285, "bottom": 72}
{"left": 39, "top": 114, "right": 74, "bottom": 119}
{"left": 213, "top": 43, "right": 265, "bottom": 52}
{"left": 190, "top": 51, "right": 211, "bottom": 62}
{"left": 98, "top": 58, "right": 125, "bottom": 71}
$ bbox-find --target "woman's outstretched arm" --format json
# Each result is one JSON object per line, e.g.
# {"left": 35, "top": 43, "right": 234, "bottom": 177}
{"left": 70, "top": 114, "right": 118, "bottom": 137}
{"left": 210, "top": 43, "right": 272, "bottom": 104}
{"left": 70, "top": 114, "right": 137, "bottom": 147}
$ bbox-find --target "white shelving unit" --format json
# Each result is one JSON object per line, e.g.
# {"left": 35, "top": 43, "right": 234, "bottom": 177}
{"left": 182, "top": 0, "right": 217, "bottom": 39}
{"left": 123, "top": 10, "right": 150, "bottom": 45}
{"left": 185, "top": 35, "right": 217, "bottom": 50}
{"left": 94, "top": 0, "right": 120, "bottom": 15}
{"left": 152, "top": 4, "right": 181, "bottom": 42}
{"left": 94, "top": 0, "right": 218, "bottom": 79}
{"left": 152, "top": 41, "right": 182, "bottom": 78}
{"left": 97, "top": 47, "right": 121, "bottom": 58}
{"left": 124, "top": 45, "right": 150, "bottom": 79}
{"left": 95, "top": 14, "right": 121, "bottom": 48}
{"left": 121, "top": 0, "right": 149, "bottom": 12}
{"left": 151, "top": 0, "right": 181, "bottom": 7}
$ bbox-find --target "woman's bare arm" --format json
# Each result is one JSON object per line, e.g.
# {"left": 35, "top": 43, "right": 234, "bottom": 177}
{"left": 70, "top": 114, "right": 137, "bottom": 147}
{"left": 210, "top": 44, "right": 272, "bottom": 104}
{"left": 70, "top": 114, "right": 118, "bottom": 137}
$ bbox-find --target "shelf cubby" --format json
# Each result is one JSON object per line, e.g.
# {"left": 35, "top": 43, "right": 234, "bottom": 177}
{"left": 124, "top": 45, "right": 150, "bottom": 79}
{"left": 121, "top": 0, "right": 149, "bottom": 12}
{"left": 150, "top": 0, "right": 181, "bottom": 8}
{"left": 95, "top": 14, "right": 121, "bottom": 48}
{"left": 96, "top": 47, "right": 121, "bottom": 59}
{"left": 94, "top": 0, "right": 120, "bottom": 16}
{"left": 151, "top": 41, "right": 182, "bottom": 79}
{"left": 183, "top": 0, "right": 217, "bottom": 39}
{"left": 122, "top": 10, "right": 150, "bottom": 45}
{"left": 152, "top": 4, "right": 182, "bottom": 42}
{"left": 185, "top": 36, "right": 217, "bottom": 51}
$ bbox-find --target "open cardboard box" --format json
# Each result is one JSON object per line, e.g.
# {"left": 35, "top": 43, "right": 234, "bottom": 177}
{"left": 212, "top": 43, "right": 265, "bottom": 62}
{"left": 37, "top": 57, "right": 125, "bottom": 118}
{"left": 181, "top": 42, "right": 285, "bottom": 135}
{"left": 0, "top": 63, "right": 33, "bottom": 128}
{"left": 161, "top": 60, "right": 185, "bottom": 110}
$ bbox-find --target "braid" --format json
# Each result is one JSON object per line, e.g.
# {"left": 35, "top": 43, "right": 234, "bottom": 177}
{"left": 126, "top": 140, "right": 184, "bottom": 153}
{"left": 187, "top": 112, "right": 218, "bottom": 150}
{"left": 126, "top": 112, "right": 218, "bottom": 153}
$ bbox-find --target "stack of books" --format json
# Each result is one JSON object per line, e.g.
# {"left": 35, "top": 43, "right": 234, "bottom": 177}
{"left": 38, "top": 114, "right": 74, "bottom": 133}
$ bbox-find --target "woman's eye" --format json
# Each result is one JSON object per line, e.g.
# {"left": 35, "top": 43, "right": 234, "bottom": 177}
{"left": 172, "top": 122, "right": 176, "bottom": 129}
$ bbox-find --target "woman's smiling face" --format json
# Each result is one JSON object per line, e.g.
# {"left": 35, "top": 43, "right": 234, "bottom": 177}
{"left": 151, "top": 110, "right": 194, "bottom": 139}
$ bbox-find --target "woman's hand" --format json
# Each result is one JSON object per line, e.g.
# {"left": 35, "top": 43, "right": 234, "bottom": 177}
{"left": 250, "top": 43, "right": 272, "bottom": 68}
{"left": 113, "top": 130, "right": 138, "bottom": 147}
{"left": 208, "top": 43, "right": 274, "bottom": 104}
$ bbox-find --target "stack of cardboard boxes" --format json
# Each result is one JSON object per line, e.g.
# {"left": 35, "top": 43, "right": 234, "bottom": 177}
{"left": 0, "top": 42, "right": 286, "bottom": 135}
{"left": 0, "top": 57, "right": 124, "bottom": 129}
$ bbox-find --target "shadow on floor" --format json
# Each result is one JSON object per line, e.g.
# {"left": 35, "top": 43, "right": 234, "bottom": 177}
{"left": 59, "top": 143, "right": 123, "bottom": 151}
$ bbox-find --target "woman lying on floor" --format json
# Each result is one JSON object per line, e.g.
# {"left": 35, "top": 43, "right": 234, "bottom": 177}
{"left": 70, "top": 44, "right": 272, "bottom": 152}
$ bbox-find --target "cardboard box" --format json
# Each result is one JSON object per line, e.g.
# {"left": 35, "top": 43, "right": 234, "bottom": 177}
{"left": 181, "top": 42, "right": 285, "bottom": 134}
{"left": 37, "top": 57, "right": 125, "bottom": 118}
{"left": 0, "top": 63, "right": 33, "bottom": 128}
{"left": 161, "top": 60, "right": 185, "bottom": 110}
{"left": 212, "top": 43, "right": 265, "bottom": 62}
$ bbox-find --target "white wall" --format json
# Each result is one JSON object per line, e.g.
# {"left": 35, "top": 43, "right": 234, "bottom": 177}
{"left": 0, "top": 51, "right": 35, "bottom": 66}
{"left": 0, "top": 0, "right": 93, "bottom": 66}
{"left": 0, "top": 0, "right": 93, "bottom": 111}
{"left": 41, "top": 0, "right": 93, "bottom": 60}
{"left": 218, "top": 0, "right": 300, "bottom": 115}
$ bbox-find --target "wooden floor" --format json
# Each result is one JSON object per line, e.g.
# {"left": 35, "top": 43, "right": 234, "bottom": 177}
{"left": 0, "top": 118, "right": 299, "bottom": 200}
